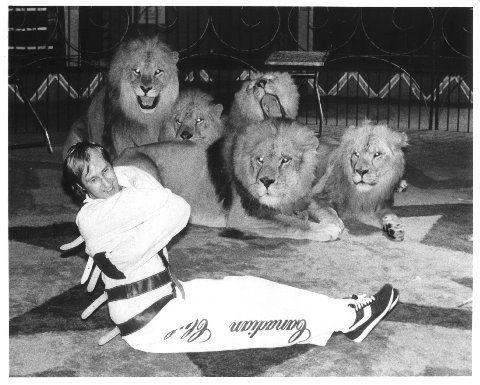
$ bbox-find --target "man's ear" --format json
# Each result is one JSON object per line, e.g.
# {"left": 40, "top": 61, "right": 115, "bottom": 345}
{"left": 75, "top": 182, "right": 87, "bottom": 194}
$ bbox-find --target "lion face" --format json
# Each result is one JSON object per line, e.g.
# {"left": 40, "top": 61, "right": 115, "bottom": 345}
{"left": 343, "top": 123, "right": 408, "bottom": 193}
{"left": 233, "top": 119, "right": 319, "bottom": 209}
{"left": 162, "top": 89, "right": 224, "bottom": 144}
{"left": 127, "top": 61, "right": 167, "bottom": 113}
{"left": 229, "top": 72, "right": 300, "bottom": 129}
{"left": 109, "top": 37, "right": 179, "bottom": 119}
{"left": 123, "top": 50, "right": 178, "bottom": 115}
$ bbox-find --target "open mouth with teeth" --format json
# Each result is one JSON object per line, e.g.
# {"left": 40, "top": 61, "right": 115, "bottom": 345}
{"left": 137, "top": 95, "right": 160, "bottom": 110}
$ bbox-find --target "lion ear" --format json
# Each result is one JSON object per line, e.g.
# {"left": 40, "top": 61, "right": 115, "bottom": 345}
{"left": 170, "top": 51, "right": 179, "bottom": 64}
{"left": 299, "top": 131, "right": 319, "bottom": 151}
{"left": 397, "top": 132, "right": 409, "bottom": 148}
{"left": 212, "top": 103, "right": 223, "bottom": 118}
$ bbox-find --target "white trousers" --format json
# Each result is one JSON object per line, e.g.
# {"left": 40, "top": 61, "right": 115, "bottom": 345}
{"left": 122, "top": 276, "right": 356, "bottom": 353}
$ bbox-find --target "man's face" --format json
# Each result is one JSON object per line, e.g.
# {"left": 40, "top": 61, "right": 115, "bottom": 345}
{"left": 81, "top": 149, "right": 120, "bottom": 199}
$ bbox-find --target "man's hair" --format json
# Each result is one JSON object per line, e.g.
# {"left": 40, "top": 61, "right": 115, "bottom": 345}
{"left": 63, "top": 141, "right": 113, "bottom": 201}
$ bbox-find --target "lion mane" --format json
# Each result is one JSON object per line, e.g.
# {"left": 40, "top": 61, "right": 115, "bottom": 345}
{"left": 316, "top": 121, "right": 408, "bottom": 240}
{"left": 159, "top": 88, "right": 225, "bottom": 145}
{"left": 228, "top": 72, "right": 300, "bottom": 131}
{"left": 115, "top": 119, "right": 343, "bottom": 242}
{"left": 62, "top": 35, "right": 179, "bottom": 159}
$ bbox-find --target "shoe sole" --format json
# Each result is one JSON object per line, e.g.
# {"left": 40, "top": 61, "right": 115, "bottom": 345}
{"left": 389, "top": 289, "right": 399, "bottom": 311}
{"left": 351, "top": 288, "right": 394, "bottom": 343}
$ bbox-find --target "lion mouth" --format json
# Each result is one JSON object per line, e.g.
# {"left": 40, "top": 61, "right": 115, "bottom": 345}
{"left": 354, "top": 180, "right": 374, "bottom": 192}
{"left": 258, "top": 194, "right": 282, "bottom": 208}
{"left": 260, "top": 93, "right": 286, "bottom": 119}
{"left": 137, "top": 95, "right": 160, "bottom": 110}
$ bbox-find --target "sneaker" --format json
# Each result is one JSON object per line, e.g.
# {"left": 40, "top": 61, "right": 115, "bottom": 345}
{"left": 349, "top": 287, "right": 400, "bottom": 314}
{"left": 344, "top": 284, "right": 396, "bottom": 343}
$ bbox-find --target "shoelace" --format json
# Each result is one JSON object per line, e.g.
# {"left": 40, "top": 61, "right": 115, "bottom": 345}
{"left": 347, "top": 294, "right": 375, "bottom": 311}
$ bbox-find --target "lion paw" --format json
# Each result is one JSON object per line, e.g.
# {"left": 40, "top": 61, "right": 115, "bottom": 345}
{"left": 308, "top": 222, "right": 343, "bottom": 242}
{"left": 395, "top": 179, "right": 408, "bottom": 192}
{"left": 382, "top": 215, "right": 404, "bottom": 241}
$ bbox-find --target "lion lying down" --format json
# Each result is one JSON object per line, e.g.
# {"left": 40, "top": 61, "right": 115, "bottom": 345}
{"left": 115, "top": 119, "right": 344, "bottom": 242}
{"left": 313, "top": 121, "right": 408, "bottom": 241}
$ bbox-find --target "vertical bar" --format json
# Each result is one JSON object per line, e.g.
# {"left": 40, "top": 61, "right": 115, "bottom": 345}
{"left": 23, "top": 75, "right": 28, "bottom": 134}
{"left": 10, "top": 7, "right": 15, "bottom": 135}
{"left": 345, "top": 71, "right": 349, "bottom": 126}
{"left": 305, "top": 79, "right": 308, "bottom": 126}
{"left": 355, "top": 71, "right": 359, "bottom": 126}
{"left": 297, "top": 7, "right": 310, "bottom": 51}
{"left": 446, "top": 74, "right": 451, "bottom": 131}
{"left": 366, "top": 70, "right": 370, "bottom": 121}
{"left": 64, "top": 6, "right": 80, "bottom": 67}
{"left": 46, "top": 63, "right": 50, "bottom": 133}
{"left": 76, "top": 7, "right": 81, "bottom": 131}
{"left": 456, "top": 75, "right": 461, "bottom": 132}
{"left": 397, "top": 72, "right": 401, "bottom": 129}
{"left": 196, "top": 6, "right": 200, "bottom": 55}
{"left": 466, "top": 86, "right": 471, "bottom": 133}
{"left": 325, "top": 68, "right": 329, "bottom": 125}
{"left": 433, "top": 12, "right": 440, "bottom": 131}
{"left": 34, "top": 7, "right": 39, "bottom": 134}
{"left": 418, "top": 71, "right": 422, "bottom": 130}
{"left": 314, "top": 71, "right": 322, "bottom": 135}
{"left": 376, "top": 71, "right": 380, "bottom": 124}
{"left": 407, "top": 73, "right": 412, "bottom": 130}
{"left": 176, "top": 7, "right": 180, "bottom": 54}
{"left": 429, "top": 10, "right": 438, "bottom": 131}
{"left": 308, "top": 7, "right": 313, "bottom": 51}
{"left": 146, "top": 5, "right": 149, "bottom": 30}
{"left": 12, "top": 82, "right": 17, "bottom": 137}
{"left": 56, "top": 61, "right": 60, "bottom": 134}
{"left": 335, "top": 71, "right": 339, "bottom": 126}
{"left": 386, "top": 72, "right": 391, "bottom": 126}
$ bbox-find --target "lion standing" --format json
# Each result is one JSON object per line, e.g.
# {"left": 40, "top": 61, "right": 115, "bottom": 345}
{"left": 62, "top": 35, "right": 179, "bottom": 159}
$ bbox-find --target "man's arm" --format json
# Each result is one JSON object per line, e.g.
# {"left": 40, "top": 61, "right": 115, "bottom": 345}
{"left": 115, "top": 165, "right": 162, "bottom": 190}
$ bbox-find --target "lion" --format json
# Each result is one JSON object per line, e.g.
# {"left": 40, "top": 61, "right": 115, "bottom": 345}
{"left": 228, "top": 72, "right": 299, "bottom": 131}
{"left": 313, "top": 121, "right": 408, "bottom": 241}
{"left": 62, "top": 35, "right": 179, "bottom": 159}
{"left": 115, "top": 119, "right": 344, "bottom": 242}
{"left": 159, "top": 88, "right": 225, "bottom": 145}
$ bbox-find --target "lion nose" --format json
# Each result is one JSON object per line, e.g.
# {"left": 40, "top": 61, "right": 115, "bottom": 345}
{"left": 260, "top": 177, "right": 275, "bottom": 188}
{"left": 140, "top": 85, "right": 152, "bottom": 94}
{"left": 355, "top": 168, "right": 368, "bottom": 177}
{"left": 256, "top": 79, "right": 267, "bottom": 89}
{"left": 180, "top": 131, "right": 193, "bottom": 140}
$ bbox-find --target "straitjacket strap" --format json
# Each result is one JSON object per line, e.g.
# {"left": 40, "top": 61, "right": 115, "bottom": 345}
{"left": 106, "top": 270, "right": 172, "bottom": 302}
{"left": 116, "top": 293, "right": 174, "bottom": 337}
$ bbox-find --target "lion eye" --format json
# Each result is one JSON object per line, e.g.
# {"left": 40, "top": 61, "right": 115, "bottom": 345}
{"left": 256, "top": 157, "right": 264, "bottom": 165}
{"left": 281, "top": 157, "right": 291, "bottom": 165}
{"left": 133, "top": 68, "right": 141, "bottom": 75}
{"left": 352, "top": 152, "right": 360, "bottom": 158}
{"left": 154, "top": 69, "right": 163, "bottom": 76}
{"left": 175, "top": 118, "right": 182, "bottom": 125}
{"left": 374, "top": 152, "right": 382, "bottom": 158}
{"left": 196, "top": 118, "right": 204, "bottom": 124}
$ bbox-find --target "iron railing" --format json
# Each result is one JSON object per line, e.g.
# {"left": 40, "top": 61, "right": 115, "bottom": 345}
{"left": 8, "top": 6, "right": 473, "bottom": 140}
